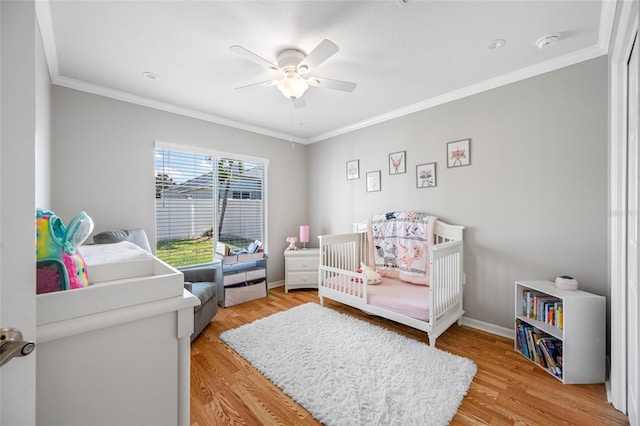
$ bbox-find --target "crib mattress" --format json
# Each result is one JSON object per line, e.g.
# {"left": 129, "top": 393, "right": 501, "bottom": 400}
{"left": 324, "top": 277, "right": 430, "bottom": 321}
{"left": 368, "top": 278, "right": 430, "bottom": 321}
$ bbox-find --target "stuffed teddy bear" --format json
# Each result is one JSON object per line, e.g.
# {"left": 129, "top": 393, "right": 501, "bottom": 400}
{"left": 286, "top": 236, "right": 298, "bottom": 251}
{"left": 351, "top": 262, "right": 382, "bottom": 285}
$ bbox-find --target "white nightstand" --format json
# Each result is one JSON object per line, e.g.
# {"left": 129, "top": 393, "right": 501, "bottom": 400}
{"left": 284, "top": 248, "right": 320, "bottom": 292}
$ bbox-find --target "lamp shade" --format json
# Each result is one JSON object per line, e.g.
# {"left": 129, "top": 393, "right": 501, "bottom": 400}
{"left": 277, "top": 71, "right": 309, "bottom": 100}
{"left": 299, "top": 225, "right": 309, "bottom": 243}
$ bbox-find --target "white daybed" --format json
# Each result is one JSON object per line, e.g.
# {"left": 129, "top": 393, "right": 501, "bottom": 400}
{"left": 318, "top": 213, "right": 464, "bottom": 347}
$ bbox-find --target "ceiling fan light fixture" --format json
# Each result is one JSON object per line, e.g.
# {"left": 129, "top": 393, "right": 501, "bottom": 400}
{"left": 277, "top": 71, "right": 309, "bottom": 99}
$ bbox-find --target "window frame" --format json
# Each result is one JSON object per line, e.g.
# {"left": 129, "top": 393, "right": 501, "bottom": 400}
{"left": 154, "top": 141, "right": 269, "bottom": 268}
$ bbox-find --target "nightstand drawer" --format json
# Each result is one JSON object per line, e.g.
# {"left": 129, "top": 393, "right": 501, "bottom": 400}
{"left": 284, "top": 248, "right": 320, "bottom": 293}
{"left": 286, "top": 271, "right": 318, "bottom": 286}
{"left": 287, "top": 257, "right": 319, "bottom": 271}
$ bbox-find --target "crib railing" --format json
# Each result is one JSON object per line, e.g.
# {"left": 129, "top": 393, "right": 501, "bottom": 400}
{"left": 319, "top": 233, "right": 363, "bottom": 272}
{"left": 429, "top": 240, "right": 464, "bottom": 323}
{"left": 319, "top": 265, "right": 367, "bottom": 298}
{"left": 319, "top": 233, "right": 368, "bottom": 299}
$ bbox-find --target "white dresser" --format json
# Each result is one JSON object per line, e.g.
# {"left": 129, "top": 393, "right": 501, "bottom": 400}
{"left": 36, "top": 245, "right": 198, "bottom": 426}
{"left": 284, "top": 248, "right": 320, "bottom": 292}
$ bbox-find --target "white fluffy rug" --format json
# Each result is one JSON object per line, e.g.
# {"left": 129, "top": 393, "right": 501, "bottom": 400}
{"left": 220, "top": 303, "right": 477, "bottom": 426}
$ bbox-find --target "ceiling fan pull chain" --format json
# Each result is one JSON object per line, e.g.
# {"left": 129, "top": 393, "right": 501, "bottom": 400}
{"left": 290, "top": 100, "right": 295, "bottom": 148}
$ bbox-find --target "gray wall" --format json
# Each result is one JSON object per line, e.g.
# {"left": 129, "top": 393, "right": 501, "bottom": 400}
{"left": 50, "top": 87, "right": 308, "bottom": 283}
{"left": 308, "top": 57, "right": 608, "bottom": 330}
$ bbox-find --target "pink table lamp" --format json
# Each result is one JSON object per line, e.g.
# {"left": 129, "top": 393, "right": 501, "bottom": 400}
{"left": 299, "top": 225, "right": 309, "bottom": 249}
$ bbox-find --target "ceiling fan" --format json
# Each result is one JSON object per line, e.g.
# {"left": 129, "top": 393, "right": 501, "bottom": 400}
{"left": 229, "top": 39, "right": 357, "bottom": 103}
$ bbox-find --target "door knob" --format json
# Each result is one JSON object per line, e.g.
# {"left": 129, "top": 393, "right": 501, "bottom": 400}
{"left": 0, "top": 328, "right": 35, "bottom": 368}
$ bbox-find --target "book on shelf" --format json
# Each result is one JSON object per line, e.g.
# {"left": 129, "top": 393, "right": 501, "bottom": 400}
{"left": 515, "top": 318, "right": 563, "bottom": 379}
{"left": 515, "top": 320, "right": 529, "bottom": 357}
{"left": 521, "top": 289, "right": 563, "bottom": 329}
{"left": 537, "top": 336, "right": 563, "bottom": 378}
{"left": 557, "top": 304, "right": 563, "bottom": 330}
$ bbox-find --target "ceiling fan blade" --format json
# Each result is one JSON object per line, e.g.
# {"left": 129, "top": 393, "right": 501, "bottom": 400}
{"left": 308, "top": 77, "right": 356, "bottom": 93}
{"left": 297, "top": 39, "right": 339, "bottom": 73}
{"left": 234, "top": 80, "right": 278, "bottom": 90}
{"left": 229, "top": 45, "right": 279, "bottom": 71}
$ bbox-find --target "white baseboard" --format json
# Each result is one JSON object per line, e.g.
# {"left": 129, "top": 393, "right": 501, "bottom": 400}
{"left": 268, "top": 280, "right": 284, "bottom": 289}
{"left": 461, "top": 316, "right": 513, "bottom": 340}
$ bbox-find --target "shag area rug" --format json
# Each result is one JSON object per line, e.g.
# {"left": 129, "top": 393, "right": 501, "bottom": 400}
{"left": 220, "top": 303, "right": 477, "bottom": 426}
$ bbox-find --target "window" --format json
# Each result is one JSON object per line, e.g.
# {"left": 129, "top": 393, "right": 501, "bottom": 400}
{"left": 155, "top": 145, "right": 268, "bottom": 268}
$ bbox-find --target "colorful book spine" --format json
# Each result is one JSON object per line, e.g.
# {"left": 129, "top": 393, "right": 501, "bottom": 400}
{"left": 537, "top": 337, "right": 563, "bottom": 378}
{"left": 520, "top": 290, "right": 563, "bottom": 329}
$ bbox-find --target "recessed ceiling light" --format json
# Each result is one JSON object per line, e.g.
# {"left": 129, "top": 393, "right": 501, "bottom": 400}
{"left": 536, "top": 34, "right": 560, "bottom": 49}
{"left": 487, "top": 39, "right": 506, "bottom": 50}
{"left": 142, "top": 72, "right": 159, "bottom": 81}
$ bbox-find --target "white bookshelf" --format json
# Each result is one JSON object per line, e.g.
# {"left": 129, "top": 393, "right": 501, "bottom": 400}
{"left": 514, "top": 280, "right": 605, "bottom": 384}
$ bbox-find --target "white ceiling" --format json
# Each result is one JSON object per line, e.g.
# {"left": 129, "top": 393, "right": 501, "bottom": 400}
{"left": 36, "top": 1, "right": 614, "bottom": 144}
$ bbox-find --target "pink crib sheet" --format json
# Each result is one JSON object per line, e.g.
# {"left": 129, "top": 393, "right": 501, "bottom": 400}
{"left": 324, "top": 276, "right": 430, "bottom": 321}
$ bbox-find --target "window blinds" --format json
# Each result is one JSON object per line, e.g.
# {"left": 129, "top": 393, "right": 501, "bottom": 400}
{"left": 155, "top": 146, "right": 267, "bottom": 267}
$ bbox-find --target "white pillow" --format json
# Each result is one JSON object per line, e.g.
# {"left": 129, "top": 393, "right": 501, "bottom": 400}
{"left": 360, "top": 262, "right": 382, "bottom": 285}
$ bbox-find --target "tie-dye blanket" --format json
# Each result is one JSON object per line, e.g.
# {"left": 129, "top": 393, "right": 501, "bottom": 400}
{"left": 367, "top": 211, "right": 437, "bottom": 285}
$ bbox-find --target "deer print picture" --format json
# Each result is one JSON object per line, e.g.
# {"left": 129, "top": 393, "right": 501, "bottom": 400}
{"left": 447, "top": 139, "right": 471, "bottom": 168}
{"left": 389, "top": 151, "right": 406, "bottom": 175}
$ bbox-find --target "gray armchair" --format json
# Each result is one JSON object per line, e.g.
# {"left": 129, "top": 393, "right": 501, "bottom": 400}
{"left": 92, "top": 228, "right": 217, "bottom": 341}
{"left": 180, "top": 265, "right": 218, "bottom": 341}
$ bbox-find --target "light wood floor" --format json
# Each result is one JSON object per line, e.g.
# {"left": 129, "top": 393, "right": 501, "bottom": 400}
{"left": 190, "top": 286, "right": 629, "bottom": 425}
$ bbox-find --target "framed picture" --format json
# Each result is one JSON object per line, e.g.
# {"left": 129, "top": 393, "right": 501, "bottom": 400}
{"left": 447, "top": 139, "right": 471, "bottom": 168}
{"left": 346, "top": 159, "right": 359, "bottom": 180}
{"left": 366, "top": 170, "right": 381, "bottom": 192}
{"left": 416, "top": 163, "right": 437, "bottom": 188}
{"left": 389, "top": 150, "right": 406, "bottom": 175}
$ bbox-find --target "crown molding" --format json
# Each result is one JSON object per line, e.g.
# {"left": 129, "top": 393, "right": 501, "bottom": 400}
{"left": 308, "top": 44, "right": 607, "bottom": 144}
{"left": 35, "top": 0, "right": 59, "bottom": 82}
{"left": 52, "top": 75, "right": 304, "bottom": 144}
{"left": 597, "top": 0, "right": 617, "bottom": 53}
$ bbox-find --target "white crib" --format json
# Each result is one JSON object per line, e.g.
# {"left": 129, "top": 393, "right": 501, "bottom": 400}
{"left": 318, "top": 218, "right": 465, "bottom": 347}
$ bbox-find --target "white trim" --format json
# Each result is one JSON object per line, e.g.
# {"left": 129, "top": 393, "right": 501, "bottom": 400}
{"left": 263, "top": 162, "right": 269, "bottom": 254}
{"left": 154, "top": 140, "right": 270, "bottom": 166}
{"left": 34, "top": 0, "right": 58, "bottom": 82}
{"left": 608, "top": 0, "right": 638, "bottom": 413}
{"left": 598, "top": 0, "right": 618, "bottom": 53}
{"left": 268, "top": 280, "right": 285, "bottom": 289}
{"left": 308, "top": 45, "right": 607, "bottom": 143}
{"left": 461, "top": 317, "right": 514, "bottom": 340}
